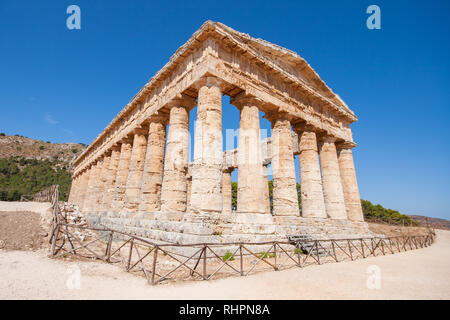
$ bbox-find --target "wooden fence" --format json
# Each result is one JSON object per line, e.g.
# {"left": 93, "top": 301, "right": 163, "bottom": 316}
{"left": 45, "top": 184, "right": 436, "bottom": 285}
{"left": 49, "top": 220, "right": 435, "bottom": 285}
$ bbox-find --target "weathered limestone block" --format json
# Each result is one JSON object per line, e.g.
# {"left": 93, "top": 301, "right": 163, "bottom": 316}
{"left": 95, "top": 154, "right": 110, "bottom": 212}
{"left": 101, "top": 147, "right": 120, "bottom": 212}
{"left": 124, "top": 130, "right": 148, "bottom": 213}
{"left": 337, "top": 142, "right": 364, "bottom": 221}
{"left": 296, "top": 127, "right": 327, "bottom": 218}
{"left": 222, "top": 170, "right": 232, "bottom": 214}
{"left": 318, "top": 136, "right": 347, "bottom": 219}
{"left": 139, "top": 119, "right": 167, "bottom": 212}
{"left": 161, "top": 105, "right": 190, "bottom": 212}
{"left": 233, "top": 95, "right": 265, "bottom": 214}
{"left": 190, "top": 78, "right": 223, "bottom": 213}
{"left": 270, "top": 116, "right": 299, "bottom": 216}
{"left": 111, "top": 139, "right": 133, "bottom": 213}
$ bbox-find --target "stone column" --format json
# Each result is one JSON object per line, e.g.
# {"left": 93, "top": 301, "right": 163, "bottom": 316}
{"left": 92, "top": 158, "right": 106, "bottom": 212}
{"left": 161, "top": 98, "right": 193, "bottom": 212}
{"left": 337, "top": 142, "right": 364, "bottom": 221}
{"left": 111, "top": 138, "right": 133, "bottom": 213}
{"left": 190, "top": 77, "right": 224, "bottom": 213}
{"left": 94, "top": 154, "right": 110, "bottom": 212}
{"left": 85, "top": 160, "right": 102, "bottom": 212}
{"left": 139, "top": 117, "right": 167, "bottom": 212}
{"left": 124, "top": 129, "right": 148, "bottom": 213}
{"left": 295, "top": 125, "right": 327, "bottom": 218}
{"left": 102, "top": 146, "right": 121, "bottom": 212}
{"left": 318, "top": 136, "right": 347, "bottom": 219}
{"left": 68, "top": 175, "right": 77, "bottom": 204}
{"left": 78, "top": 169, "right": 90, "bottom": 210}
{"left": 222, "top": 170, "right": 232, "bottom": 214}
{"left": 270, "top": 114, "right": 299, "bottom": 216}
{"left": 74, "top": 176, "right": 80, "bottom": 204}
{"left": 263, "top": 165, "right": 271, "bottom": 214}
{"left": 232, "top": 94, "right": 266, "bottom": 213}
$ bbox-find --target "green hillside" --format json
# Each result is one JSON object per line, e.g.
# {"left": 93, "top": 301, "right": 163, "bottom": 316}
{"left": 0, "top": 156, "right": 72, "bottom": 201}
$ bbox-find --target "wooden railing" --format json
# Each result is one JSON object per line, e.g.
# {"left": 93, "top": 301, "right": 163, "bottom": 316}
{"left": 49, "top": 219, "right": 436, "bottom": 285}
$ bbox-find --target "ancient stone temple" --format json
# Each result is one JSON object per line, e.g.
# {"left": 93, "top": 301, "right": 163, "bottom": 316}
{"left": 69, "top": 21, "right": 371, "bottom": 243}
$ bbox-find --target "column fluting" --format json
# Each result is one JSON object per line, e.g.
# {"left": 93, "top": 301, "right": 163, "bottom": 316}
{"left": 139, "top": 117, "right": 167, "bottom": 212}
{"left": 337, "top": 142, "right": 364, "bottom": 221}
{"left": 111, "top": 138, "right": 133, "bottom": 213}
{"left": 295, "top": 125, "right": 327, "bottom": 218}
{"left": 95, "top": 154, "right": 111, "bottom": 212}
{"left": 270, "top": 114, "right": 299, "bottom": 216}
{"left": 190, "top": 77, "right": 224, "bottom": 213}
{"left": 161, "top": 103, "right": 191, "bottom": 212}
{"left": 318, "top": 136, "right": 347, "bottom": 219}
{"left": 232, "top": 95, "right": 266, "bottom": 213}
{"left": 124, "top": 129, "right": 148, "bottom": 213}
{"left": 101, "top": 146, "right": 121, "bottom": 212}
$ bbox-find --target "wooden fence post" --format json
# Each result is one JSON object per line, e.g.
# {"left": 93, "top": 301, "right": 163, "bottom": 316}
{"left": 239, "top": 244, "right": 243, "bottom": 276}
{"left": 151, "top": 246, "right": 158, "bottom": 285}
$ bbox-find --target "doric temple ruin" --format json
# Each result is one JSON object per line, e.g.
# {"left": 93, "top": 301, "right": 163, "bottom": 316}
{"left": 68, "top": 21, "right": 371, "bottom": 244}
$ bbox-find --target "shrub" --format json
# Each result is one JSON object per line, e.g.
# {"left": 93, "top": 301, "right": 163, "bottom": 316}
{"left": 259, "top": 251, "right": 275, "bottom": 259}
{"left": 294, "top": 247, "right": 305, "bottom": 255}
{"left": 361, "top": 199, "right": 417, "bottom": 226}
{"left": 222, "top": 251, "right": 235, "bottom": 261}
{"left": 39, "top": 146, "right": 45, "bottom": 150}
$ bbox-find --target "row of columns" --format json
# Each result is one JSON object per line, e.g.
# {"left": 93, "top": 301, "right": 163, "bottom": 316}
{"left": 70, "top": 76, "right": 363, "bottom": 221}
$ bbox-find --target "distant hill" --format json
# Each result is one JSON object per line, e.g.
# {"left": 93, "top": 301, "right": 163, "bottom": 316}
{"left": 0, "top": 133, "right": 87, "bottom": 201}
{"left": 0, "top": 133, "right": 87, "bottom": 171}
{"left": 410, "top": 215, "right": 450, "bottom": 230}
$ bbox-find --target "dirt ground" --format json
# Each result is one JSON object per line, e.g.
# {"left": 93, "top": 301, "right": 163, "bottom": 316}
{"left": 367, "top": 222, "right": 430, "bottom": 237}
{"left": 0, "top": 211, "right": 47, "bottom": 250}
{"left": 1, "top": 229, "right": 449, "bottom": 300}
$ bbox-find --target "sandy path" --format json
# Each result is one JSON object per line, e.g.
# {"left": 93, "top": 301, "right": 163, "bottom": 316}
{"left": 1, "top": 230, "right": 449, "bottom": 300}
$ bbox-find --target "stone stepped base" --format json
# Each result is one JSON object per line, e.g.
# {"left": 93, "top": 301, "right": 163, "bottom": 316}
{"left": 85, "top": 211, "right": 375, "bottom": 250}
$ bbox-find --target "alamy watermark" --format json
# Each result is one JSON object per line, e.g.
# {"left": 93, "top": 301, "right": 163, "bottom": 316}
{"left": 66, "top": 264, "right": 81, "bottom": 290}
{"left": 366, "top": 5, "right": 381, "bottom": 30}
{"left": 366, "top": 265, "right": 381, "bottom": 290}
{"left": 66, "top": 5, "right": 81, "bottom": 30}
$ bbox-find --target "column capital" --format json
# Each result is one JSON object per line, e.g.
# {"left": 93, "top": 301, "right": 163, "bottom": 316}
{"left": 292, "top": 121, "right": 319, "bottom": 133}
{"left": 192, "top": 75, "right": 227, "bottom": 91}
{"left": 146, "top": 112, "right": 169, "bottom": 126}
{"left": 336, "top": 140, "right": 357, "bottom": 149}
{"left": 110, "top": 144, "right": 121, "bottom": 152}
{"left": 131, "top": 126, "right": 149, "bottom": 136}
{"left": 166, "top": 93, "right": 197, "bottom": 110}
{"left": 316, "top": 132, "right": 337, "bottom": 143}
{"left": 230, "top": 92, "right": 263, "bottom": 110}
{"left": 120, "top": 135, "right": 134, "bottom": 145}
{"left": 264, "top": 110, "right": 294, "bottom": 124}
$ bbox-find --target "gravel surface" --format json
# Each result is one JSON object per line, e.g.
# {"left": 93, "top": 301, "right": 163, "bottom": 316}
{"left": 1, "top": 230, "right": 449, "bottom": 300}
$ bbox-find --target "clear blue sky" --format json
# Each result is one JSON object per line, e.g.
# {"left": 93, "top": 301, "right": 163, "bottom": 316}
{"left": 1, "top": 1, "right": 449, "bottom": 219}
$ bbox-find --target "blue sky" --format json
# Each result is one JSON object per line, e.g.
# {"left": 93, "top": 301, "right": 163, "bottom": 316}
{"left": 0, "top": 1, "right": 449, "bottom": 219}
